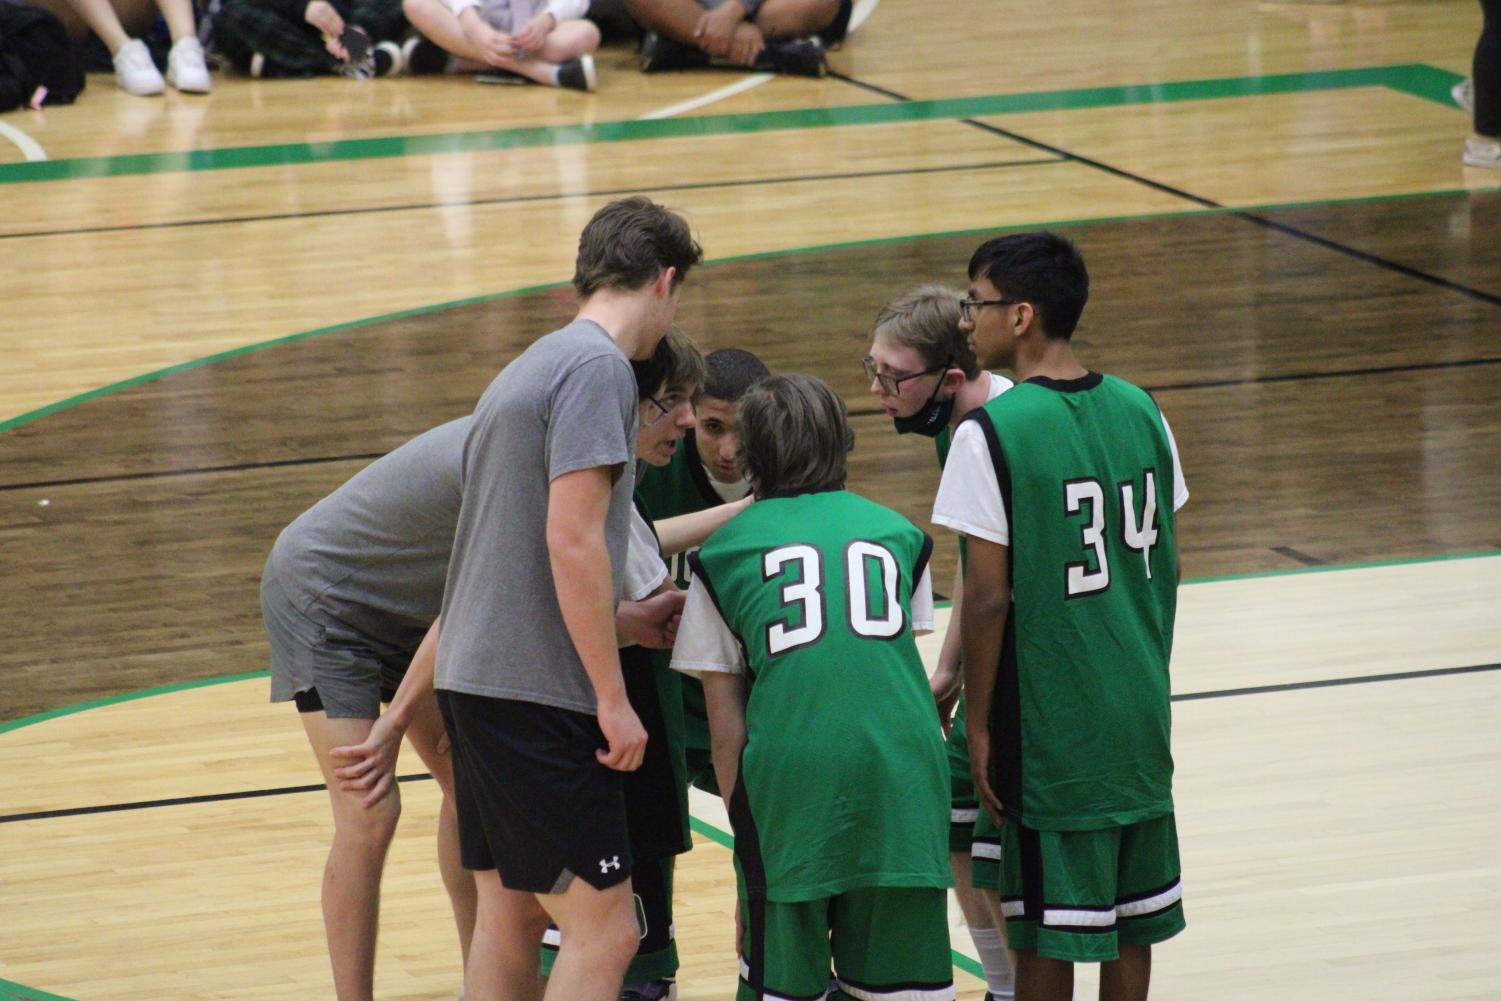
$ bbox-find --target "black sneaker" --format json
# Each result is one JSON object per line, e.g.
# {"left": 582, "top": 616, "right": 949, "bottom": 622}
{"left": 556, "top": 54, "right": 597, "bottom": 91}
{"left": 619, "top": 980, "right": 675, "bottom": 1001}
{"left": 372, "top": 40, "right": 402, "bottom": 77}
{"left": 639, "top": 31, "right": 709, "bottom": 72}
{"left": 402, "top": 35, "right": 451, "bottom": 75}
{"left": 754, "top": 35, "right": 826, "bottom": 77}
{"left": 817, "top": 0, "right": 853, "bottom": 47}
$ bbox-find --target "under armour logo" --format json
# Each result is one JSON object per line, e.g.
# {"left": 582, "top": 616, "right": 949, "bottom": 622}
{"left": 599, "top": 856, "right": 621, "bottom": 874}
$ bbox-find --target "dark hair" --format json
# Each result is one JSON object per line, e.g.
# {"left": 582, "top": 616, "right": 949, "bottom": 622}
{"left": 573, "top": 196, "right": 704, "bottom": 298}
{"left": 967, "top": 231, "right": 1089, "bottom": 340}
{"left": 701, "top": 348, "right": 770, "bottom": 403}
{"left": 872, "top": 285, "right": 980, "bottom": 379}
{"left": 738, "top": 374, "right": 854, "bottom": 499}
{"left": 633, "top": 326, "right": 705, "bottom": 402}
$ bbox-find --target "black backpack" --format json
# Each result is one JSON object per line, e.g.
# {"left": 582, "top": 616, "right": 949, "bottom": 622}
{"left": 0, "top": 0, "right": 85, "bottom": 112}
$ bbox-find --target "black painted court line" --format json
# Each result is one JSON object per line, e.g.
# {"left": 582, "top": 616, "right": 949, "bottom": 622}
{"left": 0, "top": 451, "right": 386, "bottom": 493}
{"left": 831, "top": 72, "right": 1501, "bottom": 310}
{"left": 0, "top": 157, "right": 1066, "bottom": 242}
{"left": 0, "top": 772, "right": 435, "bottom": 825}
{"left": 3, "top": 661, "right": 1496, "bottom": 827}
{"left": 7, "top": 352, "right": 1498, "bottom": 495}
{"left": 1272, "top": 546, "right": 1327, "bottom": 566}
{"left": 1170, "top": 662, "right": 1501, "bottom": 702}
{"left": 844, "top": 355, "right": 1501, "bottom": 421}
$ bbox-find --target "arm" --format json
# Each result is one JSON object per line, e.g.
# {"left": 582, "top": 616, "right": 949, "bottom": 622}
{"left": 702, "top": 671, "right": 748, "bottom": 809}
{"left": 548, "top": 466, "right": 647, "bottom": 772}
{"left": 330, "top": 615, "right": 440, "bottom": 807}
{"left": 931, "top": 560, "right": 965, "bottom": 731}
{"left": 457, "top": 6, "right": 516, "bottom": 63}
{"left": 960, "top": 535, "right": 1010, "bottom": 824}
{"left": 615, "top": 587, "right": 686, "bottom": 649}
{"left": 653, "top": 494, "right": 752, "bottom": 557}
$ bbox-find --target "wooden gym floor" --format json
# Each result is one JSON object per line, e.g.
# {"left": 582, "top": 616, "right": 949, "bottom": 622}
{"left": 2, "top": 0, "right": 1499, "bottom": 997}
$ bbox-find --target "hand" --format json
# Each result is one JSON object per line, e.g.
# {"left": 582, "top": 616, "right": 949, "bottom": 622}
{"left": 330, "top": 713, "right": 406, "bottom": 808}
{"left": 461, "top": 11, "right": 518, "bottom": 64}
{"left": 930, "top": 665, "right": 962, "bottom": 735}
{"left": 616, "top": 589, "right": 686, "bottom": 649}
{"left": 510, "top": 10, "right": 555, "bottom": 55}
{"left": 693, "top": 0, "right": 745, "bottom": 57}
{"left": 596, "top": 694, "right": 648, "bottom": 771}
{"left": 727, "top": 21, "right": 765, "bottom": 66}
{"left": 966, "top": 721, "right": 1005, "bottom": 827}
{"left": 305, "top": 0, "right": 347, "bottom": 57}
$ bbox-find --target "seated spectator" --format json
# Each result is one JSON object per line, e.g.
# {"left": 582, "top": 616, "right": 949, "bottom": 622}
{"left": 215, "top": 0, "right": 407, "bottom": 78}
{"left": 625, "top": 0, "right": 850, "bottom": 78}
{"left": 34, "top": 0, "right": 209, "bottom": 94}
{"left": 401, "top": 0, "right": 598, "bottom": 91}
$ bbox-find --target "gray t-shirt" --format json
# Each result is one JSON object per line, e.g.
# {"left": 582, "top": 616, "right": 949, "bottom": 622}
{"left": 435, "top": 319, "right": 639, "bottom": 713}
{"left": 265, "top": 417, "right": 470, "bottom": 660}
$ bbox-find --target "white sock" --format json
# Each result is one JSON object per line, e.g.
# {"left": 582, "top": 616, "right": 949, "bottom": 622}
{"left": 969, "top": 926, "right": 1015, "bottom": 1000}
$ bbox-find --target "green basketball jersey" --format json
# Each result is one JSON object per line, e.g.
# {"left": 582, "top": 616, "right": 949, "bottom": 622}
{"left": 970, "top": 372, "right": 1179, "bottom": 831}
{"left": 636, "top": 428, "right": 743, "bottom": 588}
{"left": 637, "top": 429, "right": 750, "bottom": 765}
{"left": 690, "top": 491, "right": 950, "bottom": 902}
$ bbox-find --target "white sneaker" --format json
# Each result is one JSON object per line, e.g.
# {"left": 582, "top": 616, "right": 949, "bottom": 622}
{"left": 167, "top": 36, "right": 212, "bottom": 92}
{"left": 1462, "top": 136, "right": 1501, "bottom": 169}
{"left": 113, "top": 38, "right": 165, "bottom": 96}
{"left": 1452, "top": 77, "right": 1474, "bottom": 115}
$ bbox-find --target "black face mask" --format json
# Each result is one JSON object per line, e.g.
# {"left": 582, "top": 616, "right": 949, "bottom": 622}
{"left": 891, "top": 377, "right": 955, "bottom": 437}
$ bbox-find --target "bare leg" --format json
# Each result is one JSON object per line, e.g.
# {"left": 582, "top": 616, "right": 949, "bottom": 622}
{"left": 405, "top": 696, "right": 478, "bottom": 971}
{"left": 624, "top": 0, "right": 712, "bottom": 47}
{"left": 538, "top": 877, "right": 639, "bottom": 1001}
{"left": 468, "top": 870, "right": 550, "bottom": 1001}
{"left": 1015, "top": 951, "right": 1073, "bottom": 1001}
{"left": 952, "top": 853, "right": 1017, "bottom": 997}
{"left": 754, "top": 0, "right": 837, "bottom": 39}
{"left": 302, "top": 711, "right": 404, "bottom": 1001}
{"left": 153, "top": 0, "right": 197, "bottom": 42}
{"left": 404, "top": 0, "right": 589, "bottom": 84}
{"left": 58, "top": 0, "right": 130, "bottom": 54}
{"left": 1099, "top": 944, "right": 1151, "bottom": 1001}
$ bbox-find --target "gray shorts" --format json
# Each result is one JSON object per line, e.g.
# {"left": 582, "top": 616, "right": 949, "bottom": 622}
{"left": 262, "top": 572, "right": 409, "bottom": 719}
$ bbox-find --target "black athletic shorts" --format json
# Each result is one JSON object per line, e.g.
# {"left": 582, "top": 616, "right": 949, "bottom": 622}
{"left": 437, "top": 690, "right": 633, "bottom": 893}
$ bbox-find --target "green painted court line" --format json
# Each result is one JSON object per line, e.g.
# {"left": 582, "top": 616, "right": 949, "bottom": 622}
{"left": 0, "top": 64, "right": 1463, "bottom": 186}
{"left": 0, "top": 977, "right": 81, "bottom": 1001}
{"left": 0, "top": 671, "right": 269, "bottom": 737}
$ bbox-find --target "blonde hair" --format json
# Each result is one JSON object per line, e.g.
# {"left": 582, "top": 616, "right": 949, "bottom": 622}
{"left": 872, "top": 284, "right": 979, "bottom": 379}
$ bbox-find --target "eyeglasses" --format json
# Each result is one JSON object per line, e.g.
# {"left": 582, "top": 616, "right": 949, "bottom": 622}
{"left": 643, "top": 390, "right": 690, "bottom": 426}
{"left": 862, "top": 355, "right": 947, "bottom": 397}
{"left": 959, "top": 297, "right": 1019, "bottom": 323}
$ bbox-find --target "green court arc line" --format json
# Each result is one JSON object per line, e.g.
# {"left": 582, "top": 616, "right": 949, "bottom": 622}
{"left": 7, "top": 179, "right": 1500, "bottom": 439}
{"left": 0, "top": 670, "right": 270, "bottom": 737}
{"left": 4, "top": 541, "right": 1497, "bottom": 741}
{"left": 0, "top": 64, "right": 1463, "bottom": 186}
{"left": 0, "top": 978, "right": 81, "bottom": 1001}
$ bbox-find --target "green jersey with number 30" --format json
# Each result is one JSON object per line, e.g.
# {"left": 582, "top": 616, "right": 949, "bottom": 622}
{"left": 690, "top": 490, "right": 950, "bottom": 902}
{"left": 971, "top": 373, "right": 1179, "bottom": 831}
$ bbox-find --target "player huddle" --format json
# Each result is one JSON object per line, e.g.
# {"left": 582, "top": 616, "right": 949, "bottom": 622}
{"left": 262, "top": 196, "right": 1188, "bottom": 1001}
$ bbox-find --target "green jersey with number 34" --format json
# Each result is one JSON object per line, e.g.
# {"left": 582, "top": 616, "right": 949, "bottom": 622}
{"left": 970, "top": 373, "right": 1179, "bottom": 831}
